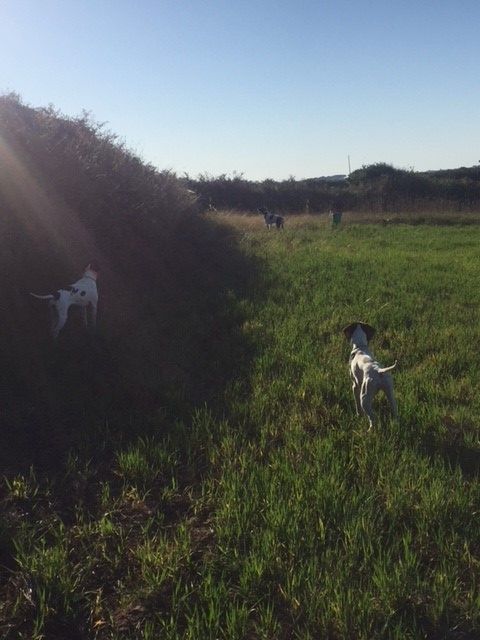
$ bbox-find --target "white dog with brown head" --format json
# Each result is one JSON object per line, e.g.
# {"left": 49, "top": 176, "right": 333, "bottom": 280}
{"left": 30, "top": 263, "right": 99, "bottom": 339}
{"left": 343, "top": 322, "right": 397, "bottom": 429}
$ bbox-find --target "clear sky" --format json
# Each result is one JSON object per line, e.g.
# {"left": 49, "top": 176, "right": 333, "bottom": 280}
{"left": 1, "top": 1, "right": 479, "bottom": 180}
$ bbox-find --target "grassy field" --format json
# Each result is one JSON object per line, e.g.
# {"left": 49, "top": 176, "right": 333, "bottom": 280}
{"left": 1, "top": 215, "right": 480, "bottom": 639}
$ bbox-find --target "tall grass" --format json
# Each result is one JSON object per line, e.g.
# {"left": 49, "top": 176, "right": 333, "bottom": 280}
{"left": 2, "top": 216, "right": 480, "bottom": 638}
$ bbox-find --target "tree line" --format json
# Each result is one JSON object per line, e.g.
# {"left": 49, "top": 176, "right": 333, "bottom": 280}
{"left": 184, "top": 163, "right": 480, "bottom": 213}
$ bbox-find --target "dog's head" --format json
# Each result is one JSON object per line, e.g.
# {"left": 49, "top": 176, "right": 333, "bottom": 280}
{"left": 343, "top": 322, "right": 375, "bottom": 346}
{"left": 84, "top": 262, "right": 99, "bottom": 278}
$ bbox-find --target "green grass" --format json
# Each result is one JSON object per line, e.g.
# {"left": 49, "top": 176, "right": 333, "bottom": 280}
{"left": 2, "top": 218, "right": 480, "bottom": 638}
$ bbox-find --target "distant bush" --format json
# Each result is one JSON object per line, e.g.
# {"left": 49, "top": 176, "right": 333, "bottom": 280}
{"left": 184, "top": 172, "right": 349, "bottom": 213}
{"left": 186, "top": 162, "right": 480, "bottom": 214}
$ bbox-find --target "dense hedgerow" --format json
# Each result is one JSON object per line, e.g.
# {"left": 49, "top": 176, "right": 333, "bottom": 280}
{"left": 0, "top": 93, "right": 196, "bottom": 267}
{"left": 0, "top": 94, "right": 254, "bottom": 472}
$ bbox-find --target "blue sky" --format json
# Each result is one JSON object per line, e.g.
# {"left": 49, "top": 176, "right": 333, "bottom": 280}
{"left": 1, "top": 1, "right": 479, "bottom": 180}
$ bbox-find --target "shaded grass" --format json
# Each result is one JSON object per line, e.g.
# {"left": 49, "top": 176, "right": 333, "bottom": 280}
{"left": 2, "top": 216, "right": 480, "bottom": 638}
{"left": 0, "top": 215, "right": 259, "bottom": 476}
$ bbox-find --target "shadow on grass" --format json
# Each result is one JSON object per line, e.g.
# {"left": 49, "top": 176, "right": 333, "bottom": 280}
{"left": 0, "top": 216, "right": 262, "bottom": 476}
{"left": 441, "top": 442, "right": 480, "bottom": 477}
{"left": 417, "top": 416, "right": 480, "bottom": 479}
{"left": 424, "top": 439, "right": 480, "bottom": 479}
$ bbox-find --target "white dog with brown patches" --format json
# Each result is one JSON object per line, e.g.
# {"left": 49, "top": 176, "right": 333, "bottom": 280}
{"left": 343, "top": 322, "right": 397, "bottom": 429}
{"left": 30, "top": 263, "right": 99, "bottom": 338}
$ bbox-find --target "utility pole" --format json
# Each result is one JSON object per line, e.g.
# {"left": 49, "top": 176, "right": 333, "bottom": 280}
{"left": 348, "top": 155, "right": 351, "bottom": 175}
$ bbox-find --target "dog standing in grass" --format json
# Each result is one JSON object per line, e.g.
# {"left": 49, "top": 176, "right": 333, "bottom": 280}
{"left": 259, "top": 207, "right": 284, "bottom": 230}
{"left": 343, "top": 322, "right": 397, "bottom": 429}
{"left": 30, "top": 263, "right": 99, "bottom": 339}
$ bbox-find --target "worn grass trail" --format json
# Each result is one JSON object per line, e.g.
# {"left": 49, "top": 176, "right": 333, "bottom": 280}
{"left": 2, "top": 219, "right": 480, "bottom": 639}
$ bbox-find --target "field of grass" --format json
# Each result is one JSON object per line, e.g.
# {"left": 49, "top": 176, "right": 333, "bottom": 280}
{"left": 1, "top": 215, "right": 480, "bottom": 639}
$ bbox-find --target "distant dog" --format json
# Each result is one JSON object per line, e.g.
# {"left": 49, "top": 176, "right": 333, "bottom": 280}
{"left": 343, "top": 322, "right": 397, "bottom": 429}
{"left": 30, "top": 263, "right": 99, "bottom": 338}
{"left": 259, "top": 208, "right": 284, "bottom": 230}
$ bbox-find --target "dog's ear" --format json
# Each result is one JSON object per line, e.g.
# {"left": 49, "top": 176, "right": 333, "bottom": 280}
{"left": 342, "top": 323, "right": 357, "bottom": 340}
{"left": 85, "top": 262, "right": 99, "bottom": 273}
{"left": 342, "top": 322, "right": 376, "bottom": 341}
{"left": 361, "top": 323, "right": 376, "bottom": 341}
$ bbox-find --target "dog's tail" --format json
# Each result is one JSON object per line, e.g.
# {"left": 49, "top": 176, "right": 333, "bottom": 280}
{"left": 378, "top": 360, "right": 397, "bottom": 374}
{"left": 29, "top": 293, "right": 54, "bottom": 300}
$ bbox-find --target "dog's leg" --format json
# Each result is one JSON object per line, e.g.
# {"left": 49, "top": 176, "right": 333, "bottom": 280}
{"left": 52, "top": 309, "right": 68, "bottom": 339}
{"left": 350, "top": 373, "right": 362, "bottom": 416}
{"left": 352, "top": 384, "right": 362, "bottom": 416}
{"left": 360, "top": 379, "right": 375, "bottom": 429}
